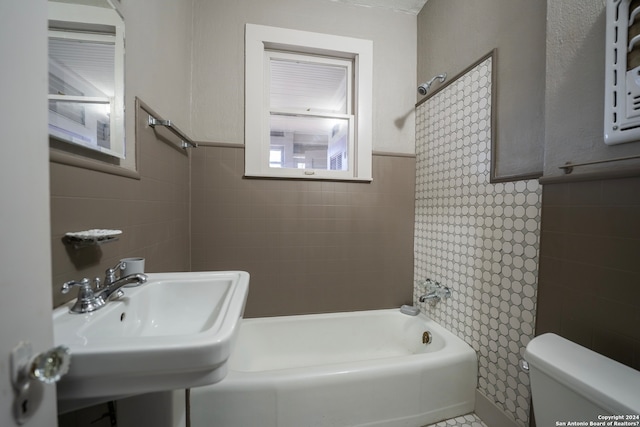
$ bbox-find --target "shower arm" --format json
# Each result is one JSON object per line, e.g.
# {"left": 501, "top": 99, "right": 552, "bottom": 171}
{"left": 426, "top": 73, "right": 447, "bottom": 87}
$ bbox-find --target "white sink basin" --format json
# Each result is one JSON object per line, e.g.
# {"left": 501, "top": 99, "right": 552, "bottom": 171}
{"left": 53, "top": 271, "right": 249, "bottom": 413}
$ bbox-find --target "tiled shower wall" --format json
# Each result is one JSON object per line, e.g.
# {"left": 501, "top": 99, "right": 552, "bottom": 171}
{"left": 191, "top": 147, "right": 415, "bottom": 318}
{"left": 414, "top": 56, "right": 542, "bottom": 426}
{"left": 537, "top": 178, "right": 640, "bottom": 370}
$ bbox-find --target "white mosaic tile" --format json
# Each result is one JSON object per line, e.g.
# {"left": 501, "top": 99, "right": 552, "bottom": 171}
{"left": 424, "top": 413, "right": 487, "bottom": 427}
{"left": 414, "top": 56, "right": 541, "bottom": 427}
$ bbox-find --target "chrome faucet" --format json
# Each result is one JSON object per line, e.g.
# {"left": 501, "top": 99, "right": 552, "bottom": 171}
{"left": 61, "top": 264, "right": 147, "bottom": 314}
{"left": 419, "top": 292, "right": 441, "bottom": 302}
{"left": 418, "top": 279, "right": 451, "bottom": 303}
{"left": 97, "top": 273, "right": 147, "bottom": 301}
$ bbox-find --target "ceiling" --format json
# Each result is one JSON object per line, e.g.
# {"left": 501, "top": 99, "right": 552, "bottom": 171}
{"left": 329, "top": 0, "right": 428, "bottom": 15}
{"left": 51, "top": 0, "right": 114, "bottom": 8}
{"left": 52, "top": 0, "right": 428, "bottom": 15}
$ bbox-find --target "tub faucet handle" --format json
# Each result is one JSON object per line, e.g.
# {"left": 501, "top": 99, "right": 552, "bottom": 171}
{"left": 440, "top": 285, "right": 451, "bottom": 299}
{"left": 418, "top": 279, "right": 451, "bottom": 303}
{"left": 421, "top": 278, "right": 441, "bottom": 291}
{"left": 420, "top": 278, "right": 434, "bottom": 288}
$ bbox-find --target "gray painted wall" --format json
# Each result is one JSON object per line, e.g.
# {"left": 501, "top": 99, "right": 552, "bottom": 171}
{"left": 190, "top": 0, "right": 417, "bottom": 154}
{"left": 122, "top": 0, "right": 194, "bottom": 146}
{"left": 535, "top": 0, "right": 640, "bottom": 399}
{"left": 417, "top": 0, "right": 546, "bottom": 180}
{"left": 544, "top": 0, "right": 640, "bottom": 179}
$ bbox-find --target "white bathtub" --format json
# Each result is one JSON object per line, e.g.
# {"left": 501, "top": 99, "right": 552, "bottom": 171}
{"left": 190, "top": 309, "right": 477, "bottom": 427}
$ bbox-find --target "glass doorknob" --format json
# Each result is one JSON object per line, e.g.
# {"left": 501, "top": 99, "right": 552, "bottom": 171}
{"left": 29, "top": 345, "right": 70, "bottom": 384}
{"left": 10, "top": 342, "right": 71, "bottom": 424}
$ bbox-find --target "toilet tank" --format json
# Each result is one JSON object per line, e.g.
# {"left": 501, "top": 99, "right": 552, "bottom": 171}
{"left": 525, "top": 333, "right": 640, "bottom": 426}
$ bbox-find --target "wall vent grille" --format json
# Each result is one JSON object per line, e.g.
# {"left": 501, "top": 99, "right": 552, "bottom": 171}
{"left": 605, "top": 0, "right": 640, "bottom": 144}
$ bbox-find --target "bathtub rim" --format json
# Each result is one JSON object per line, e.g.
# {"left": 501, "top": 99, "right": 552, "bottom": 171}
{"left": 226, "top": 308, "right": 478, "bottom": 379}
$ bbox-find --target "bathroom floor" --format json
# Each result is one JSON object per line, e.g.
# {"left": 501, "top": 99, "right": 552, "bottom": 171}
{"left": 424, "top": 413, "right": 488, "bottom": 427}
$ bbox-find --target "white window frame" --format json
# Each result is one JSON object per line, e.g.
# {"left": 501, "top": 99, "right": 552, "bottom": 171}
{"left": 48, "top": 2, "right": 125, "bottom": 159}
{"left": 245, "top": 24, "right": 373, "bottom": 181}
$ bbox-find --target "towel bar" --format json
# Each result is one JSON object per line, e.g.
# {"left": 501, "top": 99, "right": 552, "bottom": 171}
{"left": 148, "top": 115, "right": 197, "bottom": 149}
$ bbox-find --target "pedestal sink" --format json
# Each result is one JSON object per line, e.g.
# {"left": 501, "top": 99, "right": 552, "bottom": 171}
{"left": 53, "top": 271, "right": 249, "bottom": 413}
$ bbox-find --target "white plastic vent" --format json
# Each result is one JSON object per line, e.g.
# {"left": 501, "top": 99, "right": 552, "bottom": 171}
{"left": 604, "top": 0, "right": 640, "bottom": 144}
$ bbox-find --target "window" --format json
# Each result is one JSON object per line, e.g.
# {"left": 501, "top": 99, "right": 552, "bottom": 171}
{"left": 48, "top": 2, "right": 125, "bottom": 159}
{"left": 245, "top": 24, "right": 373, "bottom": 181}
{"left": 270, "top": 146, "right": 284, "bottom": 168}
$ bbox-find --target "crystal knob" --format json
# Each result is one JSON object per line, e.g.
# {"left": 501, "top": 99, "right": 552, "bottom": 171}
{"left": 10, "top": 342, "right": 71, "bottom": 424}
{"left": 29, "top": 345, "right": 71, "bottom": 384}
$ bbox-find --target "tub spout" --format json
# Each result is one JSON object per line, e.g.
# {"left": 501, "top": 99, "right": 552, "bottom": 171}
{"left": 419, "top": 292, "right": 440, "bottom": 302}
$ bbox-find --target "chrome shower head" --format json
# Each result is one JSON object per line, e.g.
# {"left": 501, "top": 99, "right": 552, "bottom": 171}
{"left": 417, "top": 83, "right": 430, "bottom": 96}
{"left": 417, "top": 73, "right": 447, "bottom": 96}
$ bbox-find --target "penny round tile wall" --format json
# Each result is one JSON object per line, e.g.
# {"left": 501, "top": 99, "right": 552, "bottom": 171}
{"left": 426, "top": 413, "right": 487, "bottom": 427}
{"left": 414, "top": 55, "right": 541, "bottom": 426}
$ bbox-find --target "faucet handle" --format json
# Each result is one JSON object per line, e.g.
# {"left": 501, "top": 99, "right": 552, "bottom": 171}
{"left": 104, "top": 261, "right": 125, "bottom": 285}
{"left": 439, "top": 285, "right": 452, "bottom": 299}
{"left": 62, "top": 277, "right": 106, "bottom": 313}
{"left": 422, "top": 278, "right": 440, "bottom": 292}
{"left": 61, "top": 278, "right": 91, "bottom": 294}
{"left": 422, "top": 279, "right": 452, "bottom": 299}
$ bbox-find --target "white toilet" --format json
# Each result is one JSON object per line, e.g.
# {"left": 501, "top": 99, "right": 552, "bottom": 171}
{"left": 525, "top": 333, "right": 640, "bottom": 425}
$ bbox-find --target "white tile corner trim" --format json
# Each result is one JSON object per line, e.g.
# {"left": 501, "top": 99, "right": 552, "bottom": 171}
{"left": 414, "top": 55, "right": 541, "bottom": 427}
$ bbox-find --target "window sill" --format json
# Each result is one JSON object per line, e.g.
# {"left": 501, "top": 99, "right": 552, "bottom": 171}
{"left": 50, "top": 148, "right": 140, "bottom": 180}
{"left": 243, "top": 172, "right": 372, "bottom": 182}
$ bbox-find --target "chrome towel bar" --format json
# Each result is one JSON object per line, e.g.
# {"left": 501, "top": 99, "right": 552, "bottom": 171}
{"left": 559, "top": 153, "right": 640, "bottom": 174}
{"left": 148, "top": 115, "right": 197, "bottom": 149}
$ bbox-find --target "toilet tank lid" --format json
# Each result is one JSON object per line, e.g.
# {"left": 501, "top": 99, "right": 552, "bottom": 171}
{"left": 525, "top": 333, "right": 640, "bottom": 415}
